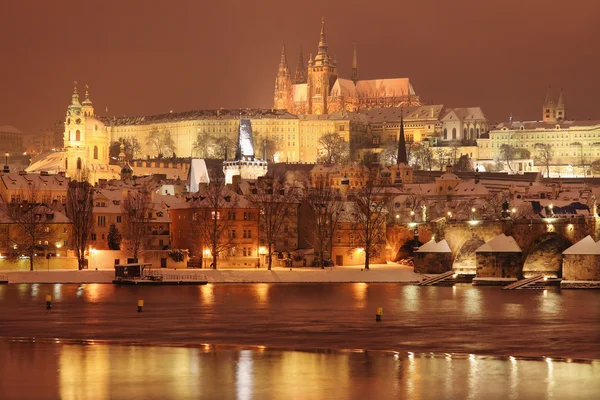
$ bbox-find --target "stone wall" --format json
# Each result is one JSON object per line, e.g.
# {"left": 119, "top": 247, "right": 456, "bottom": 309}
{"left": 476, "top": 252, "right": 523, "bottom": 278}
{"left": 562, "top": 254, "right": 600, "bottom": 281}
{"left": 414, "top": 252, "right": 452, "bottom": 274}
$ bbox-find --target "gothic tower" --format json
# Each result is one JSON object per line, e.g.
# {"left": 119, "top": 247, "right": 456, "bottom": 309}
{"left": 294, "top": 47, "right": 307, "bottom": 84}
{"left": 556, "top": 88, "right": 566, "bottom": 121}
{"left": 542, "top": 85, "right": 556, "bottom": 123}
{"left": 306, "top": 18, "right": 338, "bottom": 115}
{"left": 351, "top": 42, "right": 358, "bottom": 84}
{"left": 273, "top": 45, "right": 293, "bottom": 111}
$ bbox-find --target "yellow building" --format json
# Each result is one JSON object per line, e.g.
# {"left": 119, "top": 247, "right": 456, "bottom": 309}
{"left": 478, "top": 89, "right": 600, "bottom": 174}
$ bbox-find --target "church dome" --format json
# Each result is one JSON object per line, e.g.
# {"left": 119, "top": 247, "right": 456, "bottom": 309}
{"left": 84, "top": 117, "right": 106, "bottom": 135}
{"left": 121, "top": 163, "right": 133, "bottom": 174}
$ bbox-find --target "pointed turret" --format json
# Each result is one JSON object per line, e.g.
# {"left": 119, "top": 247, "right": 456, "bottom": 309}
{"left": 82, "top": 84, "right": 94, "bottom": 117}
{"left": 314, "top": 17, "right": 330, "bottom": 66}
{"left": 544, "top": 85, "right": 554, "bottom": 107}
{"left": 351, "top": 42, "right": 358, "bottom": 83}
{"left": 294, "top": 47, "right": 307, "bottom": 84}
{"left": 278, "top": 44, "right": 290, "bottom": 73}
{"left": 71, "top": 81, "right": 81, "bottom": 106}
{"left": 556, "top": 88, "right": 566, "bottom": 121}
{"left": 273, "top": 44, "right": 293, "bottom": 111}
{"left": 543, "top": 85, "right": 557, "bottom": 122}
{"left": 397, "top": 110, "right": 408, "bottom": 165}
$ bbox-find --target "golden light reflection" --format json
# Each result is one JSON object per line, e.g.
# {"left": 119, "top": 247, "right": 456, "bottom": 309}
{"left": 254, "top": 284, "right": 270, "bottom": 305}
{"left": 509, "top": 356, "right": 519, "bottom": 400}
{"left": 546, "top": 358, "right": 555, "bottom": 398}
{"left": 30, "top": 283, "right": 39, "bottom": 298}
{"left": 53, "top": 284, "right": 62, "bottom": 301}
{"left": 467, "top": 355, "right": 479, "bottom": 400}
{"left": 402, "top": 285, "right": 419, "bottom": 312}
{"left": 85, "top": 284, "right": 100, "bottom": 302}
{"left": 463, "top": 289, "right": 482, "bottom": 317}
{"left": 353, "top": 282, "right": 367, "bottom": 309}
{"left": 60, "top": 344, "right": 109, "bottom": 400}
{"left": 199, "top": 284, "right": 214, "bottom": 305}
{"left": 236, "top": 350, "right": 253, "bottom": 400}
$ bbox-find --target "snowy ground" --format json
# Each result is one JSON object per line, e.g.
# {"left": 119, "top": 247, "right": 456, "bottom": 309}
{"left": 0, "top": 263, "right": 423, "bottom": 284}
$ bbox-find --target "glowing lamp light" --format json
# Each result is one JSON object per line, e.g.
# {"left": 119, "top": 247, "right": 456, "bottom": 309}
{"left": 356, "top": 248, "right": 364, "bottom": 253}
{"left": 89, "top": 248, "right": 98, "bottom": 254}
{"left": 511, "top": 208, "right": 516, "bottom": 213}
{"left": 203, "top": 249, "right": 211, "bottom": 256}
{"left": 471, "top": 208, "right": 476, "bottom": 212}
{"left": 259, "top": 247, "right": 266, "bottom": 254}
{"left": 55, "top": 243, "right": 62, "bottom": 248}
{"left": 408, "top": 222, "right": 417, "bottom": 228}
{"left": 410, "top": 211, "right": 415, "bottom": 216}
{"left": 395, "top": 214, "right": 400, "bottom": 219}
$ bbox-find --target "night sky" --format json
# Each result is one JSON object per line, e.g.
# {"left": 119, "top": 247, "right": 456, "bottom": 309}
{"left": 1, "top": 0, "right": 599, "bottom": 133}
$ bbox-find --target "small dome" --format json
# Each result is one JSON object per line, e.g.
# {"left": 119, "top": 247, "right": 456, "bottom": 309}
{"left": 121, "top": 163, "right": 133, "bottom": 174}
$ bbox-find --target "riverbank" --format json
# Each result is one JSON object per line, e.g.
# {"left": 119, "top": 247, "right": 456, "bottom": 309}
{"left": 0, "top": 264, "right": 423, "bottom": 284}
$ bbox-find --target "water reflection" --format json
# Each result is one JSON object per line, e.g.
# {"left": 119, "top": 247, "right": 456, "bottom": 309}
{"left": 0, "top": 341, "right": 599, "bottom": 400}
{"left": 254, "top": 283, "right": 270, "bottom": 305}
{"left": 199, "top": 284, "right": 214, "bottom": 305}
{"left": 352, "top": 282, "right": 367, "bottom": 309}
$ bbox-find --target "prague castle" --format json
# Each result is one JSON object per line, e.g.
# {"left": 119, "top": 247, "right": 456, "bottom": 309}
{"left": 274, "top": 18, "right": 420, "bottom": 115}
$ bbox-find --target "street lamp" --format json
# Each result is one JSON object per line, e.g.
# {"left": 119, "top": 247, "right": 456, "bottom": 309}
{"left": 4, "top": 153, "right": 8, "bottom": 165}
{"left": 447, "top": 211, "right": 452, "bottom": 220}
{"left": 549, "top": 204, "right": 554, "bottom": 217}
{"left": 471, "top": 207, "right": 476, "bottom": 220}
{"left": 410, "top": 210, "right": 415, "bottom": 221}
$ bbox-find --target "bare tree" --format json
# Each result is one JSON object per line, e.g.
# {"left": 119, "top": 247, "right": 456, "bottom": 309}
{"left": 192, "top": 133, "right": 235, "bottom": 159}
{"left": 122, "top": 188, "right": 153, "bottom": 261}
{"left": 499, "top": 144, "right": 517, "bottom": 172}
{"left": 248, "top": 175, "right": 300, "bottom": 270}
{"left": 481, "top": 192, "right": 508, "bottom": 220}
{"left": 109, "top": 136, "right": 142, "bottom": 162}
{"left": 191, "top": 172, "right": 240, "bottom": 269}
{"left": 304, "top": 186, "right": 343, "bottom": 268}
{"left": 413, "top": 145, "right": 434, "bottom": 171}
{"left": 253, "top": 135, "right": 282, "bottom": 162}
{"left": 534, "top": 143, "right": 554, "bottom": 178}
{"left": 146, "top": 128, "right": 176, "bottom": 157}
{"left": 317, "top": 132, "right": 350, "bottom": 164}
{"left": 2, "top": 187, "right": 58, "bottom": 271}
{"left": 66, "top": 170, "right": 94, "bottom": 270}
{"left": 350, "top": 168, "right": 388, "bottom": 270}
{"left": 435, "top": 149, "right": 451, "bottom": 170}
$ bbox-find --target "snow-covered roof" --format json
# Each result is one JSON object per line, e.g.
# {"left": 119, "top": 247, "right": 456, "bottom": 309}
{"left": 0, "top": 125, "right": 23, "bottom": 134}
{"left": 416, "top": 239, "right": 451, "bottom": 253}
{"left": 476, "top": 234, "right": 522, "bottom": 253}
{"left": 563, "top": 235, "right": 597, "bottom": 255}
{"left": 355, "top": 78, "right": 415, "bottom": 97}
{"left": 330, "top": 79, "right": 357, "bottom": 98}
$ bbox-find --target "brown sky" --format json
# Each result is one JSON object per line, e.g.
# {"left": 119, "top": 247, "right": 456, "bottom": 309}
{"left": 1, "top": 0, "right": 599, "bottom": 133}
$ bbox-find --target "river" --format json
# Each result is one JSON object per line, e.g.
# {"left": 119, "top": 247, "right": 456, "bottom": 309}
{"left": 0, "top": 283, "right": 599, "bottom": 399}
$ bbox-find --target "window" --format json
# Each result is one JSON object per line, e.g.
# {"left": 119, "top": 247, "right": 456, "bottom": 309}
{"left": 443, "top": 128, "right": 447, "bottom": 139}
{"left": 452, "top": 128, "right": 456, "bottom": 140}
{"left": 116, "top": 216, "right": 122, "bottom": 223}
{"left": 211, "top": 211, "right": 220, "bottom": 219}
{"left": 228, "top": 211, "right": 236, "bottom": 220}
{"left": 75, "top": 130, "right": 81, "bottom": 141}
{"left": 76, "top": 157, "right": 82, "bottom": 170}
{"left": 93, "top": 146, "right": 98, "bottom": 160}
{"left": 372, "top": 136, "right": 380, "bottom": 145}
{"left": 97, "top": 216, "right": 106, "bottom": 227}
{"left": 231, "top": 230, "right": 236, "bottom": 238}
{"left": 91, "top": 234, "right": 97, "bottom": 241}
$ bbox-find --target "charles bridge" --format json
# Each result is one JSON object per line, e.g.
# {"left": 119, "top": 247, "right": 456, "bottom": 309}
{"left": 394, "top": 216, "right": 600, "bottom": 279}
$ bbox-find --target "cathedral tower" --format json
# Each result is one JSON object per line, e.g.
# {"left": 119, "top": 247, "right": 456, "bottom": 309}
{"left": 542, "top": 85, "right": 556, "bottom": 123}
{"left": 273, "top": 45, "right": 293, "bottom": 111}
{"left": 294, "top": 47, "right": 307, "bottom": 84}
{"left": 306, "top": 18, "right": 338, "bottom": 115}
{"left": 351, "top": 42, "right": 358, "bottom": 84}
{"left": 556, "top": 88, "right": 566, "bottom": 121}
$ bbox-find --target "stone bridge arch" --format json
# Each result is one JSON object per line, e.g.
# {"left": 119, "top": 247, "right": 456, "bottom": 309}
{"left": 522, "top": 232, "right": 573, "bottom": 278}
{"left": 452, "top": 236, "right": 486, "bottom": 274}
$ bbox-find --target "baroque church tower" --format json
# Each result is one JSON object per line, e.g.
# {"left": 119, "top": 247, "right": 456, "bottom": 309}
{"left": 306, "top": 18, "right": 338, "bottom": 115}
{"left": 273, "top": 45, "right": 293, "bottom": 111}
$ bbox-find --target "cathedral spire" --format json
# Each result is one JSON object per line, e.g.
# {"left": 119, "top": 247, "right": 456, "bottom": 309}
{"left": 314, "top": 17, "right": 330, "bottom": 65}
{"left": 397, "top": 110, "right": 408, "bottom": 165}
{"left": 278, "top": 44, "right": 290, "bottom": 73}
{"left": 294, "top": 46, "right": 306, "bottom": 84}
{"left": 351, "top": 41, "right": 358, "bottom": 83}
{"left": 557, "top": 88, "right": 565, "bottom": 108}
{"left": 82, "top": 84, "right": 92, "bottom": 105}
{"left": 544, "top": 85, "right": 554, "bottom": 106}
